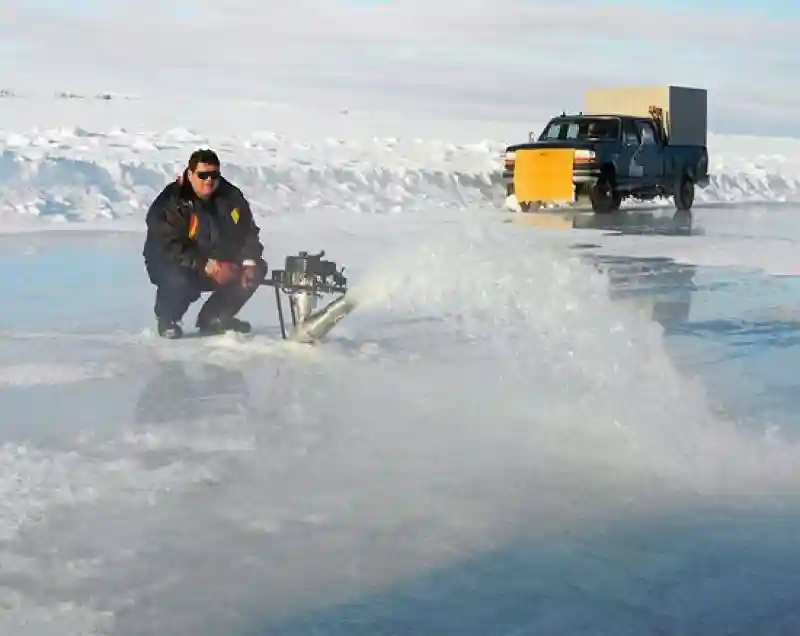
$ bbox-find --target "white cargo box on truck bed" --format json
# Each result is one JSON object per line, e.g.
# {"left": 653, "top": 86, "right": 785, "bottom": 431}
{"left": 583, "top": 85, "right": 707, "bottom": 147}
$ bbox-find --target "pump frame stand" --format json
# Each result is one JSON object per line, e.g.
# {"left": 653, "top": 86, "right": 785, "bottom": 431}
{"left": 260, "top": 250, "right": 349, "bottom": 341}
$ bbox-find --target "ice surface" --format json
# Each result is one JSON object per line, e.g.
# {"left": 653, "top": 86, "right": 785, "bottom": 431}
{"left": 2, "top": 94, "right": 800, "bottom": 635}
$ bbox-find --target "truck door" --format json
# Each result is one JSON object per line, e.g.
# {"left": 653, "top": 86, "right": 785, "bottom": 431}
{"left": 617, "top": 118, "right": 641, "bottom": 189}
{"left": 635, "top": 120, "right": 663, "bottom": 187}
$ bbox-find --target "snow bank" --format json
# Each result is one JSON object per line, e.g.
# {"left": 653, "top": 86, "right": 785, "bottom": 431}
{"left": 1, "top": 126, "right": 799, "bottom": 229}
{"left": 0, "top": 127, "right": 504, "bottom": 225}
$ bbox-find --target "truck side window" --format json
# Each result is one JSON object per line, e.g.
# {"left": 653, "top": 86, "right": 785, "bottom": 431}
{"left": 622, "top": 119, "right": 638, "bottom": 145}
{"left": 637, "top": 122, "right": 657, "bottom": 145}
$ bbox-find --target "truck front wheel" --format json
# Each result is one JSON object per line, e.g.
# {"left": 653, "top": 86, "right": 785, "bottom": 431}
{"left": 589, "top": 174, "right": 621, "bottom": 214}
{"left": 674, "top": 175, "right": 695, "bottom": 211}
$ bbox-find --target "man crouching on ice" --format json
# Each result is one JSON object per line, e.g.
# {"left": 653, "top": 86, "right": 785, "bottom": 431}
{"left": 142, "top": 148, "right": 267, "bottom": 339}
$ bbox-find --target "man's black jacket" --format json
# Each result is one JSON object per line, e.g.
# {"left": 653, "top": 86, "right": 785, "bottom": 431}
{"left": 143, "top": 173, "right": 264, "bottom": 273}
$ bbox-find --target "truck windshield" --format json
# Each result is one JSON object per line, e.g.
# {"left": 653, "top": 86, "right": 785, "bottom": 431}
{"left": 539, "top": 117, "right": 620, "bottom": 141}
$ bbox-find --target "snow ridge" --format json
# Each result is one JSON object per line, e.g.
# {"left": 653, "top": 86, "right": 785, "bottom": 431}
{"left": 1, "top": 126, "right": 799, "bottom": 226}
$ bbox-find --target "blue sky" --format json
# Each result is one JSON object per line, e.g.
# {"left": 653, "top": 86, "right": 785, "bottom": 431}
{"left": 1, "top": 0, "right": 798, "bottom": 137}
{"left": 629, "top": 0, "right": 800, "bottom": 15}
{"left": 20, "top": 0, "right": 800, "bottom": 19}
{"left": 28, "top": 0, "right": 109, "bottom": 17}
{"left": 33, "top": 0, "right": 800, "bottom": 19}
{"left": 26, "top": 0, "right": 194, "bottom": 18}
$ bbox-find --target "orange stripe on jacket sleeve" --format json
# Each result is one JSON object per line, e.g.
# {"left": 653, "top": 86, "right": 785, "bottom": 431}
{"left": 188, "top": 213, "right": 199, "bottom": 239}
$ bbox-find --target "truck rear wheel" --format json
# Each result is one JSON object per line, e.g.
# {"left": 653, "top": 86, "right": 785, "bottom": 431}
{"left": 674, "top": 175, "right": 695, "bottom": 211}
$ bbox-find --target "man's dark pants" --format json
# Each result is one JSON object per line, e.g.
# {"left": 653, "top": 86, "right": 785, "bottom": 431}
{"left": 145, "top": 259, "right": 266, "bottom": 326}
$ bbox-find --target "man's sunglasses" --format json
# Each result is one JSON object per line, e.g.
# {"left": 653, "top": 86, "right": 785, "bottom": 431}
{"left": 194, "top": 170, "right": 220, "bottom": 181}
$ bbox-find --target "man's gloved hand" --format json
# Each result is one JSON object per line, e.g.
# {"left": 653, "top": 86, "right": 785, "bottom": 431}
{"left": 205, "top": 258, "right": 240, "bottom": 285}
{"left": 240, "top": 259, "right": 264, "bottom": 289}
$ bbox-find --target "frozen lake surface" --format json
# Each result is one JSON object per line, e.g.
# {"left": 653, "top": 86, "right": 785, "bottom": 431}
{"left": 2, "top": 202, "right": 800, "bottom": 635}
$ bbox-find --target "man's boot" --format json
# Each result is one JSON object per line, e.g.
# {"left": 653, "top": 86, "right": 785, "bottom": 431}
{"left": 158, "top": 318, "right": 184, "bottom": 339}
{"left": 197, "top": 316, "right": 251, "bottom": 336}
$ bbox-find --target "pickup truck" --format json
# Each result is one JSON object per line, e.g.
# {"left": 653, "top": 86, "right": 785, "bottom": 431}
{"left": 503, "top": 109, "right": 710, "bottom": 214}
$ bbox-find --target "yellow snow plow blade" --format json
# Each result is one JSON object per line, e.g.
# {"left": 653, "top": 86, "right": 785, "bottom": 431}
{"left": 513, "top": 148, "right": 575, "bottom": 206}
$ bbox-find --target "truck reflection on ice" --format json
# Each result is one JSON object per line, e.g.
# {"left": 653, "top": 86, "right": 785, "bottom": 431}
{"left": 571, "top": 208, "right": 695, "bottom": 236}
{"left": 570, "top": 209, "right": 697, "bottom": 329}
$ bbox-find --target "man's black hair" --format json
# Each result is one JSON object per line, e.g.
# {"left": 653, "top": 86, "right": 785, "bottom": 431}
{"left": 188, "top": 148, "right": 220, "bottom": 170}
